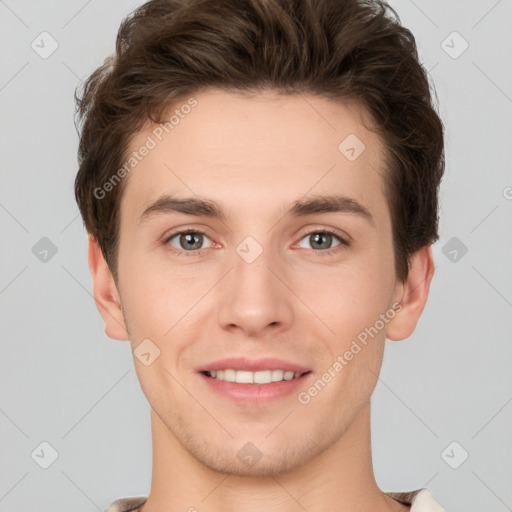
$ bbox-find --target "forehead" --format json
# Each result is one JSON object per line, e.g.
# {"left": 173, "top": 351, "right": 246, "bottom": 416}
{"left": 119, "top": 89, "right": 389, "bottom": 224}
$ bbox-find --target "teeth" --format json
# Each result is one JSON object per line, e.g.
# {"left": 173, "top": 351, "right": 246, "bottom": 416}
{"left": 224, "top": 369, "right": 236, "bottom": 382}
{"left": 254, "top": 370, "right": 272, "bottom": 384}
{"left": 207, "top": 369, "right": 303, "bottom": 384}
{"left": 271, "top": 369, "right": 284, "bottom": 381}
{"left": 236, "top": 370, "right": 253, "bottom": 383}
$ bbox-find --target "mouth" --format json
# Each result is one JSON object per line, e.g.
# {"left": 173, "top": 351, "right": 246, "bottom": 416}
{"left": 197, "top": 358, "right": 313, "bottom": 405}
{"left": 202, "top": 369, "right": 310, "bottom": 384}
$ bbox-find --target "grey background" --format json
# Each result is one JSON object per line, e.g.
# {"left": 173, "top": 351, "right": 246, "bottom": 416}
{"left": 1, "top": 1, "right": 511, "bottom": 511}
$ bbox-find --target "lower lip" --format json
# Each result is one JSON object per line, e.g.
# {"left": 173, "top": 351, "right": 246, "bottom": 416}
{"left": 199, "top": 372, "right": 312, "bottom": 405}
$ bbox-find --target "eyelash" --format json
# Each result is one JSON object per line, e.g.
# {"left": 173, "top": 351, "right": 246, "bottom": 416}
{"left": 300, "top": 229, "right": 350, "bottom": 256}
{"left": 162, "top": 228, "right": 349, "bottom": 257}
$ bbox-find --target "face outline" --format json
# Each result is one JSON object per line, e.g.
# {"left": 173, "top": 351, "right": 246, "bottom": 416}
{"left": 89, "top": 88, "right": 434, "bottom": 478}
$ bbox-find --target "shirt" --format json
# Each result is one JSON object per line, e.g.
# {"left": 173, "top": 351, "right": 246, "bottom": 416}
{"left": 104, "top": 488, "right": 446, "bottom": 511}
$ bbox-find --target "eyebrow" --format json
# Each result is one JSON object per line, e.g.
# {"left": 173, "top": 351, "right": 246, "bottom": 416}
{"left": 138, "top": 194, "right": 374, "bottom": 226}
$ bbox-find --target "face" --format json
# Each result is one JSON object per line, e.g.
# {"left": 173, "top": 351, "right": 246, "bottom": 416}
{"left": 98, "top": 89, "right": 421, "bottom": 476}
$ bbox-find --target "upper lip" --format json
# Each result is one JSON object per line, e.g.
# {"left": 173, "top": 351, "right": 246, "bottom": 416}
{"left": 197, "top": 357, "right": 310, "bottom": 374}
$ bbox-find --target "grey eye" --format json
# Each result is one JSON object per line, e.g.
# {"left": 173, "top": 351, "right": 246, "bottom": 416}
{"left": 298, "top": 232, "right": 342, "bottom": 250}
{"left": 168, "top": 232, "right": 212, "bottom": 251}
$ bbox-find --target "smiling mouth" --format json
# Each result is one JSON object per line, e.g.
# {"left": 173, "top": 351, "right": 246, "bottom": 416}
{"left": 202, "top": 369, "right": 311, "bottom": 384}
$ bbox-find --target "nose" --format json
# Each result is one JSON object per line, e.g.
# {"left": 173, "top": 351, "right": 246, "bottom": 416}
{"left": 217, "top": 241, "right": 294, "bottom": 338}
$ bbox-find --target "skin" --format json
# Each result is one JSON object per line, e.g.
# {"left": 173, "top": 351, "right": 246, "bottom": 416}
{"left": 89, "top": 89, "right": 434, "bottom": 512}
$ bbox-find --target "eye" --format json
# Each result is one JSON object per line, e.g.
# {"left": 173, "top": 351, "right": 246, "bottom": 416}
{"left": 165, "top": 230, "right": 213, "bottom": 253}
{"left": 297, "top": 229, "right": 348, "bottom": 253}
{"left": 162, "top": 228, "right": 349, "bottom": 257}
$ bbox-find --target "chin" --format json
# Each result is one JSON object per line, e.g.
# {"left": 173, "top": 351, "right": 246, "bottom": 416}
{"left": 182, "top": 432, "right": 326, "bottom": 478}
{"left": 194, "top": 450, "right": 308, "bottom": 477}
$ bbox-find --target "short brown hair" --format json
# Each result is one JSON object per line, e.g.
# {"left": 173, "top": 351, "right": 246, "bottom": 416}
{"left": 74, "top": 0, "right": 444, "bottom": 283}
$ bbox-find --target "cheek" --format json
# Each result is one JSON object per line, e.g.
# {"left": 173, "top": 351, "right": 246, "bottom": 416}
{"left": 295, "top": 255, "right": 394, "bottom": 335}
{"left": 119, "top": 246, "right": 187, "bottom": 318}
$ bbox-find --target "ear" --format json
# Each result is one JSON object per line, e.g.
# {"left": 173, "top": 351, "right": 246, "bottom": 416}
{"left": 88, "top": 235, "right": 129, "bottom": 341}
{"left": 386, "top": 245, "right": 435, "bottom": 341}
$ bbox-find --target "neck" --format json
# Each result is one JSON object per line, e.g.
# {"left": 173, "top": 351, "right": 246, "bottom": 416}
{"left": 141, "top": 405, "right": 408, "bottom": 512}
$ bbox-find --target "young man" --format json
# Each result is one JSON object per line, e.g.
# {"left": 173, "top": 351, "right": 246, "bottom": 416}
{"left": 74, "top": 0, "right": 446, "bottom": 510}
